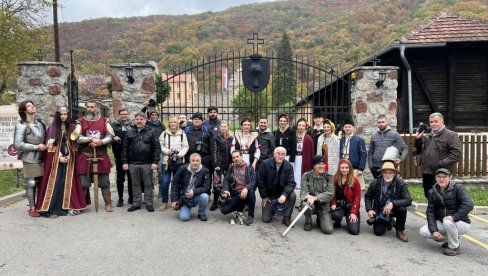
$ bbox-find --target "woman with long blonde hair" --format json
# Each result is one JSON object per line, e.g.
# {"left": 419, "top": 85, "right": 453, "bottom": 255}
{"left": 330, "top": 159, "right": 361, "bottom": 235}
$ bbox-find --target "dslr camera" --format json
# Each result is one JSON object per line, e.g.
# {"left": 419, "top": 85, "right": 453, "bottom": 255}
{"left": 366, "top": 212, "right": 390, "bottom": 226}
{"left": 196, "top": 141, "right": 203, "bottom": 152}
{"left": 171, "top": 149, "right": 180, "bottom": 162}
{"left": 418, "top": 122, "right": 428, "bottom": 133}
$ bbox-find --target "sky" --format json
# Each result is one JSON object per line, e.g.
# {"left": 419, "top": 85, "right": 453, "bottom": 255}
{"left": 58, "top": 0, "right": 280, "bottom": 22}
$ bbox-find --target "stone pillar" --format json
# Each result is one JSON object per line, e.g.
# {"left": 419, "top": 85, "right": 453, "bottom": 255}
{"left": 109, "top": 63, "right": 156, "bottom": 119}
{"left": 16, "top": 62, "right": 68, "bottom": 124}
{"left": 350, "top": 66, "right": 399, "bottom": 142}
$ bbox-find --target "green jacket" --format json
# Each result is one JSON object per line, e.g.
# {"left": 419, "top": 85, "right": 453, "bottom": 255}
{"left": 300, "top": 171, "right": 334, "bottom": 213}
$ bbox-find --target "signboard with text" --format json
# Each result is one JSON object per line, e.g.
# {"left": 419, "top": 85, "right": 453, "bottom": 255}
{"left": 0, "top": 104, "right": 22, "bottom": 170}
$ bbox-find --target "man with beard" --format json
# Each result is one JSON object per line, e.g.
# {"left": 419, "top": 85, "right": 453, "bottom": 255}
{"left": 111, "top": 108, "right": 134, "bottom": 207}
{"left": 13, "top": 100, "right": 46, "bottom": 217}
{"left": 203, "top": 106, "right": 221, "bottom": 138}
{"left": 122, "top": 112, "right": 160, "bottom": 212}
{"left": 339, "top": 115, "right": 367, "bottom": 190}
{"left": 364, "top": 162, "right": 412, "bottom": 242}
{"left": 368, "top": 115, "right": 408, "bottom": 179}
{"left": 256, "top": 117, "right": 275, "bottom": 170}
{"left": 185, "top": 112, "right": 211, "bottom": 170}
{"left": 71, "top": 100, "right": 114, "bottom": 212}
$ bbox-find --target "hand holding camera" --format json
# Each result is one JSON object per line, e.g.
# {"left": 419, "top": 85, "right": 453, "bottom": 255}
{"left": 415, "top": 122, "right": 428, "bottom": 138}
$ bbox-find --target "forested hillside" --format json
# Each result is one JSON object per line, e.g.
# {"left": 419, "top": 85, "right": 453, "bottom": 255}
{"left": 52, "top": 0, "right": 487, "bottom": 75}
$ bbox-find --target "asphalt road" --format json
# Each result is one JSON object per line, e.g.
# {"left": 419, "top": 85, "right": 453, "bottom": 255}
{"left": 1, "top": 188, "right": 487, "bottom": 275}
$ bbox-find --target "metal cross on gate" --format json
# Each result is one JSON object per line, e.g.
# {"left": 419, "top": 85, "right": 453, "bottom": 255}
{"left": 247, "top": 33, "right": 264, "bottom": 56}
{"left": 33, "top": 49, "right": 45, "bottom": 61}
{"left": 371, "top": 56, "right": 381, "bottom": 66}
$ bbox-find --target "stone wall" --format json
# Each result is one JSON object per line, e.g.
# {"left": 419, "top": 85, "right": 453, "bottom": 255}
{"left": 109, "top": 63, "right": 156, "bottom": 119}
{"left": 16, "top": 62, "right": 68, "bottom": 124}
{"left": 350, "top": 66, "right": 399, "bottom": 144}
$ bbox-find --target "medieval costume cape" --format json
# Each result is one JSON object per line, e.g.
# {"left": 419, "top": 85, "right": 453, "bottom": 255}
{"left": 36, "top": 123, "right": 87, "bottom": 215}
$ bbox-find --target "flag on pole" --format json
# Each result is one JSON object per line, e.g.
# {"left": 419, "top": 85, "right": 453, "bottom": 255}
{"left": 221, "top": 67, "right": 228, "bottom": 92}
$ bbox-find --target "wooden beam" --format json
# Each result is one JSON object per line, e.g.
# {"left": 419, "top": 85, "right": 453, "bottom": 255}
{"left": 411, "top": 61, "right": 440, "bottom": 113}
{"left": 447, "top": 51, "right": 456, "bottom": 126}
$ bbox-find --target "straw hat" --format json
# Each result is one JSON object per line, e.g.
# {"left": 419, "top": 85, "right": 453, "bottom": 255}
{"left": 377, "top": 162, "right": 400, "bottom": 174}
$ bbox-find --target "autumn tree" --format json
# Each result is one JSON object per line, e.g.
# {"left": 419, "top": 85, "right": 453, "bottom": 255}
{"left": 78, "top": 75, "right": 107, "bottom": 100}
{"left": 155, "top": 72, "right": 171, "bottom": 104}
{"left": 0, "top": 0, "right": 51, "bottom": 95}
{"left": 271, "top": 32, "right": 297, "bottom": 114}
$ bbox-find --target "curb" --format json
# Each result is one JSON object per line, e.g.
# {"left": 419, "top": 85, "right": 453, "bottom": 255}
{"left": 0, "top": 191, "right": 25, "bottom": 207}
{"left": 409, "top": 201, "right": 488, "bottom": 215}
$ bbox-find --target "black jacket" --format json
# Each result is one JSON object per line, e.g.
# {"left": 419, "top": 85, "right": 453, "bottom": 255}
{"left": 146, "top": 120, "right": 165, "bottom": 138}
{"left": 111, "top": 120, "right": 133, "bottom": 159}
{"left": 223, "top": 164, "right": 256, "bottom": 196}
{"left": 274, "top": 127, "right": 297, "bottom": 162}
{"left": 170, "top": 165, "right": 210, "bottom": 202}
{"left": 122, "top": 125, "right": 160, "bottom": 165}
{"left": 257, "top": 129, "right": 275, "bottom": 161}
{"left": 426, "top": 181, "right": 474, "bottom": 233}
{"left": 185, "top": 126, "right": 211, "bottom": 161}
{"left": 306, "top": 127, "right": 325, "bottom": 155}
{"left": 257, "top": 157, "right": 296, "bottom": 199}
{"left": 211, "top": 134, "right": 233, "bottom": 170}
{"left": 364, "top": 176, "right": 412, "bottom": 212}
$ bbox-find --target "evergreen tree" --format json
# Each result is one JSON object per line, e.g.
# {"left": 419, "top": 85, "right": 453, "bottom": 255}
{"left": 271, "top": 32, "right": 297, "bottom": 114}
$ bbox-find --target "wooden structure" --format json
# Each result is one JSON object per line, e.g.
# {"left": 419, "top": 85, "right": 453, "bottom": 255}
{"left": 399, "top": 133, "right": 488, "bottom": 179}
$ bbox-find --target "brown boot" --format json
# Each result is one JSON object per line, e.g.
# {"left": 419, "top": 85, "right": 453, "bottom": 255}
{"left": 396, "top": 230, "right": 408, "bottom": 242}
{"left": 103, "top": 194, "right": 113, "bottom": 212}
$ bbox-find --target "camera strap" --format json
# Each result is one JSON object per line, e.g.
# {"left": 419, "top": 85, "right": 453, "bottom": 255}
{"left": 378, "top": 179, "right": 396, "bottom": 208}
{"left": 165, "top": 132, "right": 183, "bottom": 151}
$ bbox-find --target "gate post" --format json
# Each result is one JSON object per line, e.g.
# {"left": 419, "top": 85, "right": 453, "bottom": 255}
{"left": 16, "top": 61, "right": 68, "bottom": 124}
{"left": 109, "top": 63, "right": 156, "bottom": 119}
{"left": 350, "top": 66, "right": 399, "bottom": 140}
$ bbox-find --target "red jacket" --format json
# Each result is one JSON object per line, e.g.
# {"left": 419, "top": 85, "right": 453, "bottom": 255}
{"left": 330, "top": 175, "right": 361, "bottom": 215}
{"left": 300, "top": 134, "right": 314, "bottom": 175}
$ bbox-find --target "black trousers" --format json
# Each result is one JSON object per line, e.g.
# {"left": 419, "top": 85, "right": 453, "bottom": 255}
{"left": 370, "top": 166, "right": 382, "bottom": 179}
{"left": 262, "top": 192, "right": 297, "bottom": 222}
{"left": 220, "top": 192, "right": 256, "bottom": 217}
{"left": 331, "top": 206, "right": 361, "bottom": 235}
{"left": 422, "top": 174, "right": 436, "bottom": 198}
{"left": 115, "top": 157, "right": 133, "bottom": 201}
{"left": 373, "top": 206, "right": 407, "bottom": 236}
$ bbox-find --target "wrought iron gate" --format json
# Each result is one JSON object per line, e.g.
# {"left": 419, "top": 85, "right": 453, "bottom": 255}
{"left": 159, "top": 43, "right": 351, "bottom": 130}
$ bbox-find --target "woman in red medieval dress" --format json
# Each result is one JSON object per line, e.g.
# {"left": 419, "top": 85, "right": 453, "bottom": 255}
{"left": 36, "top": 107, "right": 87, "bottom": 217}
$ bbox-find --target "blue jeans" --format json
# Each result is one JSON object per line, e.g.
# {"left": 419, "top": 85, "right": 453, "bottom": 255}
{"left": 159, "top": 164, "right": 172, "bottom": 203}
{"left": 179, "top": 193, "right": 209, "bottom": 221}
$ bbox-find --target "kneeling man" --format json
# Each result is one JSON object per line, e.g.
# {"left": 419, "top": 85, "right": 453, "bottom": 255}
{"left": 257, "top": 147, "right": 297, "bottom": 226}
{"left": 300, "top": 156, "right": 335, "bottom": 234}
{"left": 220, "top": 150, "right": 256, "bottom": 226}
{"left": 171, "top": 153, "right": 210, "bottom": 221}
{"left": 364, "top": 162, "right": 412, "bottom": 242}
{"left": 419, "top": 168, "right": 474, "bottom": 256}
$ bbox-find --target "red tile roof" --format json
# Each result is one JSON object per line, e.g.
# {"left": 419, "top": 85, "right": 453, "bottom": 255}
{"left": 398, "top": 13, "right": 488, "bottom": 44}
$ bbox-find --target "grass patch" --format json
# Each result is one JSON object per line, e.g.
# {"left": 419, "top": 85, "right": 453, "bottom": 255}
{"left": 407, "top": 183, "right": 488, "bottom": 206}
{"left": 0, "top": 170, "right": 24, "bottom": 197}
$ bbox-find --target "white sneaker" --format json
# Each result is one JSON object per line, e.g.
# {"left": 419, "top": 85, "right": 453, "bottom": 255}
{"left": 230, "top": 212, "right": 237, "bottom": 224}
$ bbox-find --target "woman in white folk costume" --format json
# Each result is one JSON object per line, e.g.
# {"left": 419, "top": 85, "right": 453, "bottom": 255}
{"left": 317, "top": 119, "right": 340, "bottom": 174}
{"left": 231, "top": 118, "right": 260, "bottom": 169}
{"left": 294, "top": 118, "right": 314, "bottom": 189}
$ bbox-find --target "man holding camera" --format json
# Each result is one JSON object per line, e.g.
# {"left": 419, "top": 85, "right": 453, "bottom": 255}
{"left": 220, "top": 150, "right": 257, "bottom": 226}
{"left": 171, "top": 153, "right": 210, "bottom": 221}
{"left": 419, "top": 168, "right": 474, "bottom": 256}
{"left": 415, "top": 113, "right": 461, "bottom": 198}
{"left": 368, "top": 115, "right": 408, "bottom": 179}
{"left": 257, "top": 147, "right": 297, "bottom": 226}
{"left": 364, "top": 162, "right": 412, "bottom": 242}
{"left": 300, "top": 156, "right": 335, "bottom": 234}
{"left": 122, "top": 112, "right": 160, "bottom": 212}
{"left": 185, "top": 112, "right": 212, "bottom": 176}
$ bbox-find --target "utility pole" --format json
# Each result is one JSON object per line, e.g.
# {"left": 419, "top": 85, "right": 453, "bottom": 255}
{"left": 53, "top": 0, "right": 60, "bottom": 62}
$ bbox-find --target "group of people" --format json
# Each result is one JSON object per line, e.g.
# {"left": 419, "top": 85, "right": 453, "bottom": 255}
{"left": 13, "top": 99, "right": 473, "bottom": 256}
